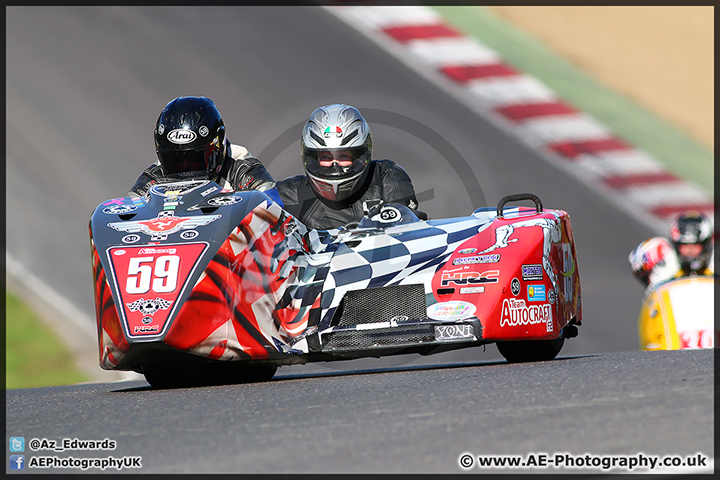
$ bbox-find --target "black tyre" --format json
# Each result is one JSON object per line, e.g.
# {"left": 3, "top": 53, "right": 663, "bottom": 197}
{"left": 142, "top": 362, "right": 278, "bottom": 389}
{"left": 496, "top": 336, "right": 565, "bottom": 364}
{"left": 142, "top": 363, "right": 210, "bottom": 389}
{"left": 223, "top": 364, "right": 278, "bottom": 384}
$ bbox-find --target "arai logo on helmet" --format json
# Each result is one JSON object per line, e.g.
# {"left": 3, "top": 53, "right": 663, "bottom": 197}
{"left": 167, "top": 129, "right": 197, "bottom": 145}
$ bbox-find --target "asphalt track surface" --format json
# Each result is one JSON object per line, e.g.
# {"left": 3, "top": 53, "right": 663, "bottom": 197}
{"left": 5, "top": 7, "right": 714, "bottom": 474}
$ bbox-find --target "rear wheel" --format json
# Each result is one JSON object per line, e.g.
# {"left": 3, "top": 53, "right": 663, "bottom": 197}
{"left": 496, "top": 336, "right": 565, "bottom": 364}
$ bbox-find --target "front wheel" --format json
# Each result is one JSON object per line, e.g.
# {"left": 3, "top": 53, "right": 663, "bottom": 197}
{"left": 496, "top": 336, "right": 565, "bottom": 364}
{"left": 142, "top": 362, "right": 278, "bottom": 389}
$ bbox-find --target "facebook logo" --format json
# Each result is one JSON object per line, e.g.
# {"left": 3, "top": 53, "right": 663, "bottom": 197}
{"left": 9, "top": 455, "right": 25, "bottom": 470}
{"left": 10, "top": 437, "right": 25, "bottom": 452}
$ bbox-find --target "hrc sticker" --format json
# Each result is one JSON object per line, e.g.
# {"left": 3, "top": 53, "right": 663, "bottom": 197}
{"left": 527, "top": 285, "right": 546, "bottom": 302}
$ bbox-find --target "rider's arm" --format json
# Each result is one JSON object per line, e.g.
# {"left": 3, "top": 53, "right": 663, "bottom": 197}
{"left": 128, "top": 162, "right": 163, "bottom": 198}
{"left": 378, "top": 160, "right": 426, "bottom": 219}
{"left": 225, "top": 144, "right": 283, "bottom": 206}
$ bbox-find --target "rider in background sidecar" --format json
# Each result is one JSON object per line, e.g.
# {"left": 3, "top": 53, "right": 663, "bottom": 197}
{"left": 628, "top": 211, "right": 714, "bottom": 287}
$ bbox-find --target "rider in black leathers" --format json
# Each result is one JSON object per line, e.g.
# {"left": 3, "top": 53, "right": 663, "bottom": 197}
{"left": 129, "top": 96, "right": 281, "bottom": 205}
{"left": 276, "top": 104, "right": 422, "bottom": 230}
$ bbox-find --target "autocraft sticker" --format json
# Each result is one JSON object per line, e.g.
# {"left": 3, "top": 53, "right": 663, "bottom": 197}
{"left": 500, "top": 298, "right": 553, "bottom": 332}
{"left": 427, "top": 301, "right": 476, "bottom": 321}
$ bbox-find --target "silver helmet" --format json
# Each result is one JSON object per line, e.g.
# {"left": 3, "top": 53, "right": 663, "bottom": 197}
{"left": 301, "top": 104, "right": 373, "bottom": 202}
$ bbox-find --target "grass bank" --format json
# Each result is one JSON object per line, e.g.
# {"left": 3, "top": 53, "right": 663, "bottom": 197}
{"left": 6, "top": 290, "right": 89, "bottom": 389}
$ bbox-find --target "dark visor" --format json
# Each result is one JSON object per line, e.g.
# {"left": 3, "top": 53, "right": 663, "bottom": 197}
{"left": 157, "top": 146, "right": 212, "bottom": 175}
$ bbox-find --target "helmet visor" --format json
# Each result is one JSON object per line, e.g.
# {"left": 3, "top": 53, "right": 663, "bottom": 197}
{"left": 304, "top": 146, "right": 369, "bottom": 180}
{"left": 157, "top": 144, "right": 221, "bottom": 179}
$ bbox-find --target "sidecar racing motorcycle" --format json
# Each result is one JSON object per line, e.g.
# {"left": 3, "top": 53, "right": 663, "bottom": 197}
{"left": 637, "top": 276, "right": 715, "bottom": 350}
{"left": 628, "top": 236, "right": 716, "bottom": 350}
{"left": 89, "top": 181, "right": 582, "bottom": 388}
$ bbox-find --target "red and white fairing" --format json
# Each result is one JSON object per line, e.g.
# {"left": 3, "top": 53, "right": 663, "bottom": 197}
{"left": 90, "top": 182, "right": 582, "bottom": 372}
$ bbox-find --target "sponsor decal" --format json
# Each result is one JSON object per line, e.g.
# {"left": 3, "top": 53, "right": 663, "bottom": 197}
{"left": 435, "top": 324, "right": 474, "bottom": 341}
{"left": 113, "top": 250, "right": 127, "bottom": 256}
{"left": 201, "top": 185, "right": 218, "bottom": 197}
{"left": 158, "top": 124, "right": 165, "bottom": 135}
{"left": 371, "top": 205, "right": 401, "bottom": 223}
{"left": 180, "top": 230, "right": 199, "bottom": 240}
{"left": 522, "top": 264, "right": 543, "bottom": 281}
{"left": 442, "top": 265, "right": 468, "bottom": 274}
{"left": 561, "top": 246, "right": 575, "bottom": 278}
{"left": 452, "top": 254, "right": 500, "bottom": 266}
{"left": 427, "top": 301, "right": 476, "bottom": 321}
{"left": 562, "top": 243, "right": 575, "bottom": 300}
{"left": 547, "top": 288, "right": 556, "bottom": 304}
{"left": 126, "top": 297, "right": 173, "bottom": 316}
{"left": 207, "top": 195, "right": 242, "bottom": 206}
{"left": 441, "top": 270, "right": 499, "bottom": 287}
{"left": 460, "top": 286, "right": 484, "bottom": 294}
{"left": 457, "top": 248, "right": 477, "bottom": 255}
{"left": 151, "top": 182, "right": 203, "bottom": 196}
{"left": 102, "top": 198, "right": 131, "bottom": 207}
{"left": 103, "top": 204, "right": 138, "bottom": 215}
{"left": 511, "top": 278, "right": 520, "bottom": 296}
{"left": 122, "top": 234, "right": 141, "bottom": 244}
{"left": 500, "top": 298, "right": 553, "bottom": 332}
{"left": 198, "top": 125, "right": 209, "bottom": 137}
{"left": 134, "top": 325, "right": 160, "bottom": 334}
{"left": 108, "top": 212, "right": 221, "bottom": 241}
{"left": 527, "top": 285, "right": 546, "bottom": 302}
{"left": 166, "top": 128, "right": 197, "bottom": 144}
{"left": 108, "top": 242, "right": 208, "bottom": 338}
{"left": 389, "top": 315, "right": 409, "bottom": 326}
{"left": 138, "top": 247, "right": 178, "bottom": 255}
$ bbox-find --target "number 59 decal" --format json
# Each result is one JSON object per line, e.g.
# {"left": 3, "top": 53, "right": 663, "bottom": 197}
{"left": 107, "top": 243, "right": 209, "bottom": 337}
{"left": 126, "top": 255, "right": 180, "bottom": 294}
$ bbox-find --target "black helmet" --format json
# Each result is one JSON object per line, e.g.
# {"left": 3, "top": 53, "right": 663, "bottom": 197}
{"left": 301, "top": 104, "right": 372, "bottom": 203}
{"left": 670, "top": 211, "right": 713, "bottom": 272}
{"left": 154, "top": 96, "right": 226, "bottom": 181}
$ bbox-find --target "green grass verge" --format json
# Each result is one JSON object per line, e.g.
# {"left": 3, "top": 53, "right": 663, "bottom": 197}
{"left": 432, "top": 6, "right": 713, "bottom": 193}
{"left": 6, "top": 290, "right": 89, "bottom": 389}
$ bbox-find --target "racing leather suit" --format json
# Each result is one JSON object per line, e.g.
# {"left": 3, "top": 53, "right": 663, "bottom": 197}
{"left": 128, "top": 144, "right": 281, "bottom": 205}
{"left": 629, "top": 235, "right": 715, "bottom": 287}
{"left": 276, "top": 159, "right": 423, "bottom": 230}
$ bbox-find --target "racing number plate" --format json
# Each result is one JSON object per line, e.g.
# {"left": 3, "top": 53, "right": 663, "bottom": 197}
{"left": 434, "top": 324, "right": 475, "bottom": 342}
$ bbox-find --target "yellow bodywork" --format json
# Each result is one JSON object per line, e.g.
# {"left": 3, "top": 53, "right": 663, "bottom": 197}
{"left": 638, "top": 276, "right": 715, "bottom": 350}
